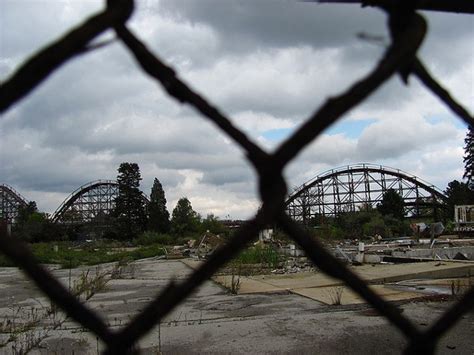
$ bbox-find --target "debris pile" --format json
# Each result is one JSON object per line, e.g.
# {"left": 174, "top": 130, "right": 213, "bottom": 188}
{"left": 330, "top": 237, "right": 474, "bottom": 264}
{"left": 271, "top": 257, "right": 317, "bottom": 274}
{"left": 195, "top": 233, "right": 224, "bottom": 258}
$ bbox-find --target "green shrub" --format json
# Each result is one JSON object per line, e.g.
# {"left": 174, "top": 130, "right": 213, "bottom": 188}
{"left": 235, "top": 246, "right": 280, "bottom": 268}
{"left": 134, "top": 231, "right": 173, "bottom": 246}
{"left": 0, "top": 241, "right": 166, "bottom": 269}
{"left": 0, "top": 254, "right": 14, "bottom": 267}
{"left": 310, "top": 226, "right": 344, "bottom": 240}
{"left": 129, "top": 244, "right": 166, "bottom": 259}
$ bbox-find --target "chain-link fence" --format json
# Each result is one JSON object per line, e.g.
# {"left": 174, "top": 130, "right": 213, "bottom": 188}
{"left": 1, "top": 1, "right": 473, "bottom": 354}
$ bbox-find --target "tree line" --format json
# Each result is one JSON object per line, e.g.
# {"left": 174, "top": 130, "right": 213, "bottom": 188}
{"left": 108, "top": 162, "right": 227, "bottom": 241}
{"left": 12, "top": 162, "right": 228, "bottom": 242}
{"left": 12, "top": 125, "right": 474, "bottom": 242}
{"left": 103, "top": 162, "right": 229, "bottom": 241}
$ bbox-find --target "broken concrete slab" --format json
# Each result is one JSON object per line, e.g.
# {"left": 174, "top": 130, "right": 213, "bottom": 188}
{"left": 0, "top": 259, "right": 473, "bottom": 353}
{"left": 291, "top": 285, "right": 426, "bottom": 305}
{"left": 350, "top": 261, "right": 474, "bottom": 283}
{"left": 206, "top": 261, "right": 474, "bottom": 304}
{"left": 390, "top": 246, "right": 474, "bottom": 260}
{"left": 214, "top": 275, "right": 283, "bottom": 294}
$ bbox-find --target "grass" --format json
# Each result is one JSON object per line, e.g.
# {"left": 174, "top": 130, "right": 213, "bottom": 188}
{"left": 0, "top": 240, "right": 281, "bottom": 270}
{"left": 327, "top": 286, "right": 344, "bottom": 305}
{"left": 234, "top": 246, "right": 281, "bottom": 268}
{"left": 133, "top": 231, "right": 173, "bottom": 246}
{"left": 0, "top": 241, "right": 166, "bottom": 268}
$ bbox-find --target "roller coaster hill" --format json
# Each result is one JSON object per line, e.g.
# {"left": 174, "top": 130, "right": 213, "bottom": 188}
{"left": 0, "top": 164, "right": 471, "bottom": 237}
{"left": 0, "top": 180, "right": 149, "bottom": 238}
{"left": 284, "top": 164, "right": 450, "bottom": 224}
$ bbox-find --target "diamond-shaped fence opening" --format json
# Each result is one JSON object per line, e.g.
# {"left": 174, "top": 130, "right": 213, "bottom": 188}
{"left": 0, "top": 1, "right": 473, "bottom": 354}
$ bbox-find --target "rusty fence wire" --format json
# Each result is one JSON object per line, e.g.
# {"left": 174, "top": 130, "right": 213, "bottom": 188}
{"left": 1, "top": 1, "right": 474, "bottom": 354}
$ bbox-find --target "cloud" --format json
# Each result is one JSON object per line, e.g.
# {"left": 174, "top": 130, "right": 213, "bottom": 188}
{"left": 0, "top": 1, "right": 103, "bottom": 60}
{"left": 356, "top": 117, "right": 459, "bottom": 160}
{"left": 1, "top": 1, "right": 471, "bottom": 219}
{"left": 284, "top": 116, "right": 467, "bottom": 192}
{"left": 157, "top": 0, "right": 385, "bottom": 52}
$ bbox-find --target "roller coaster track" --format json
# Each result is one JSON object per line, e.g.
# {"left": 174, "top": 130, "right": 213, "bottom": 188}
{"left": 285, "top": 163, "right": 447, "bottom": 223}
{"left": 0, "top": 183, "right": 28, "bottom": 223}
{"left": 51, "top": 180, "right": 149, "bottom": 225}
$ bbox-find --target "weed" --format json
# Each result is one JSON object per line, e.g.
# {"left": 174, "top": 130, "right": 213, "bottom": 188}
{"left": 328, "top": 286, "right": 344, "bottom": 305}
{"left": 230, "top": 263, "right": 242, "bottom": 295}
{"left": 110, "top": 259, "right": 136, "bottom": 279}
{"left": 450, "top": 278, "right": 471, "bottom": 299}
{"left": 72, "top": 267, "right": 109, "bottom": 301}
{"left": 0, "top": 263, "right": 117, "bottom": 353}
{"left": 0, "top": 300, "right": 66, "bottom": 354}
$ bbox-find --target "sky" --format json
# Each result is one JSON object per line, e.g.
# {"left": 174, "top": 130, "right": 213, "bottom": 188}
{"left": 1, "top": 0, "right": 473, "bottom": 219}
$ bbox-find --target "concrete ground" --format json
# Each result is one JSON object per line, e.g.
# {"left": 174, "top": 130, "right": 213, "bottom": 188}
{"left": 185, "top": 259, "right": 474, "bottom": 305}
{"left": 0, "top": 259, "right": 472, "bottom": 354}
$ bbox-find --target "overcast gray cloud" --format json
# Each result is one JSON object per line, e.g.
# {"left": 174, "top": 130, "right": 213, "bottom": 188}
{"left": 1, "top": 0, "right": 472, "bottom": 218}
{"left": 157, "top": 0, "right": 385, "bottom": 51}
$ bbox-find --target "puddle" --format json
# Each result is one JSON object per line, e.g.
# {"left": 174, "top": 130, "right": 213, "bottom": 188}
{"left": 387, "top": 278, "right": 472, "bottom": 296}
{"left": 389, "top": 284, "right": 452, "bottom": 295}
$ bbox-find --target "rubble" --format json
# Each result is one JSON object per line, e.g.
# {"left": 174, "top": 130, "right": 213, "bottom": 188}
{"left": 328, "top": 236, "right": 474, "bottom": 264}
{"left": 271, "top": 257, "right": 317, "bottom": 274}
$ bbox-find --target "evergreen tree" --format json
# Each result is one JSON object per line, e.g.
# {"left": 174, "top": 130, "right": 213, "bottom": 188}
{"left": 464, "top": 126, "right": 474, "bottom": 188}
{"left": 16, "top": 201, "right": 38, "bottom": 225}
{"left": 377, "top": 189, "right": 405, "bottom": 220}
{"left": 148, "top": 178, "right": 170, "bottom": 233}
{"left": 171, "top": 197, "right": 199, "bottom": 237}
{"left": 113, "top": 162, "right": 147, "bottom": 239}
{"left": 13, "top": 202, "right": 59, "bottom": 242}
{"left": 201, "top": 214, "right": 228, "bottom": 235}
{"left": 444, "top": 180, "right": 474, "bottom": 220}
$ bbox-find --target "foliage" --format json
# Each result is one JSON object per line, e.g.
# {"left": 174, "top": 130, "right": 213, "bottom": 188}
{"left": 12, "top": 209, "right": 61, "bottom": 242}
{"left": 200, "top": 214, "right": 228, "bottom": 236}
{"left": 412, "top": 196, "right": 438, "bottom": 219}
{"left": 464, "top": 125, "right": 474, "bottom": 188}
{"left": 13, "top": 211, "right": 45, "bottom": 240}
{"left": 127, "top": 244, "right": 167, "bottom": 260}
{"left": 229, "top": 263, "right": 241, "bottom": 294}
{"left": 16, "top": 201, "right": 38, "bottom": 225}
{"left": 357, "top": 202, "right": 375, "bottom": 212}
{"left": 326, "top": 225, "right": 346, "bottom": 239}
{"left": 362, "top": 213, "right": 388, "bottom": 237}
{"left": 234, "top": 246, "right": 280, "bottom": 268}
{"left": 0, "top": 241, "right": 165, "bottom": 268}
{"left": 443, "top": 180, "right": 474, "bottom": 220}
{"left": 113, "top": 162, "right": 147, "bottom": 239}
{"left": 134, "top": 231, "right": 173, "bottom": 246}
{"left": 334, "top": 210, "right": 374, "bottom": 239}
{"left": 148, "top": 178, "right": 170, "bottom": 233}
{"left": 309, "top": 208, "right": 410, "bottom": 240}
{"left": 382, "top": 215, "right": 411, "bottom": 238}
{"left": 72, "top": 267, "right": 109, "bottom": 301}
{"left": 377, "top": 189, "right": 405, "bottom": 220}
{"left": 171, "top": 197, "right": 200, "bottom": 237}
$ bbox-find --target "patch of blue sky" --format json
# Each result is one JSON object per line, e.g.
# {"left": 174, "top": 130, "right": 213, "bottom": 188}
{"left": 261, "top": 118, "right": 376, "bottom": 142}
{"left": 261, "top": 127, "right": 295, "bottom": 141}
{"left": 426, "top": 114, "right": 469, "bottom": 129}
{"left": 260, "top": 115, "right": 467, "bottom": 142}
{"left": 325, "top": 118, "right": 376, "bottom": 138}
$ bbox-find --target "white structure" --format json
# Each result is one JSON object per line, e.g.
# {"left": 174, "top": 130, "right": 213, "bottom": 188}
{"left": 454, "top": 205, "right": 474, "bottom": 232}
